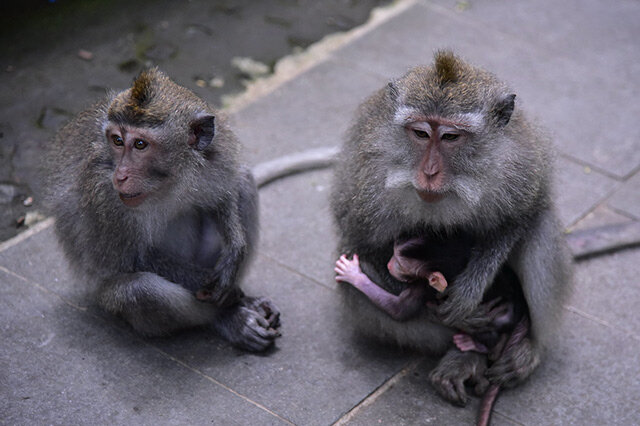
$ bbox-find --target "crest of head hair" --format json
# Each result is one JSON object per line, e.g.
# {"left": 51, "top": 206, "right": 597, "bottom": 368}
{"left": 129, "top": 68, "right": 160, "bottom": 108}
{"left": 434, "top": 50, "right": 459, "bottom": 84}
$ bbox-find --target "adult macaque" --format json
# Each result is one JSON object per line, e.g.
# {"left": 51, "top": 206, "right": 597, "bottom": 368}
{"left": 335, "top": 235, "right": 527, "bottom": 426}
{"left": 331, "top": 50, "right": 572, "bottom": 411}
{"left": 44, "top": 69, "right": 280, "bottom": 351}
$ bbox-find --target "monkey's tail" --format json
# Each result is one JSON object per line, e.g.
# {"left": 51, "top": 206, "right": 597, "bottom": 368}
{"left": 252, "top": 146, "right": 339, "bottom": 188}
{"left": 477, "top": 316, "right": 530, "bottom": 426}
{"left": 477, "top": 384, "right": 500, "bottom": 426}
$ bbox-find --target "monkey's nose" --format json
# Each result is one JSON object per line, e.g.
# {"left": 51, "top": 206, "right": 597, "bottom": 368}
{"left": 423, "top": 168, "right": 440, "bottom": 178}
{"left": 113, "top": 172, "right": 129, "bottom": 189}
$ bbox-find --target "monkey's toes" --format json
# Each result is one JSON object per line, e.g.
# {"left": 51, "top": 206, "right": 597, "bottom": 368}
{"left": 242, "top": 296, "right": 281, "bottom": 330}
{"left": 428, "top": 370, "right": 469, "bottom": 407}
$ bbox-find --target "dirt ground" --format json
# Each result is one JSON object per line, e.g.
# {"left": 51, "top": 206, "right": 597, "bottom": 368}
{"left": 0, "top": 0, "right": 387, "bottom": 242}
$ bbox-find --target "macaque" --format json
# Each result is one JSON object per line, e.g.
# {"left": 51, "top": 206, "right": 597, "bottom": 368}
{"left": 43, "top": 68, "right": 280, "bottom": 351}
{"left": 331, "top": 50, "right": 572, "bottom": 412}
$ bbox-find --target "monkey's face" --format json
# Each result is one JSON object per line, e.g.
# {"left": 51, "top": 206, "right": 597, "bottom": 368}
{"left": 106, "top": 124, "right": 171, "bottom": 208}
{"left": 404, "top": 117, "right": 469, "bottom": 203}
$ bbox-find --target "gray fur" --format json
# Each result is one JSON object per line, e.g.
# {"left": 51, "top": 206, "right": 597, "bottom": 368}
{"left": 330, "top": 51, "right": 572, "bottom": 403}
{"left": 43, "top": 69, "right": 280, "bottom": 351}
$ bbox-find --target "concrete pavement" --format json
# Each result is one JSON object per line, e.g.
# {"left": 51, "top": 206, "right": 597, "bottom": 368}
{"left": 2, "top": 0, "right": 639, "bottom": 424}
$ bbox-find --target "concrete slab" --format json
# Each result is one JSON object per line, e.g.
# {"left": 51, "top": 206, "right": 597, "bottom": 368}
{"left": 569, "top": 248, "right": 640, "bottom": 339}
{"left": 332, "top": 1, "right": 640, "bottom": 178}
{"left": 339, "top": 357, "right": 518, "bottom": 426}
{"left": 151, "top": 254, "right": 417, "bottom": 425}
{"left": 0, "top": 223, "right": 88, "bottom": 309}
{"left": 0, "top": 269, "right": 285, "bottom": 425}
{"left": 2, "top": 0, "right": 640, "bottom": 424}
{"left": 494, "top": 311, "right": 640, "bottom": 425}
{"left": 554, "top": 157, "right": 618, "bottom": 227}
{"left": 608, "top": 172, "right": 640, "bottom": 220}
{"left": 233, "top": 58, "right": 386, "bottom": 166}
{"left": 257, "top": 169, "right": 337, "bottom": 288}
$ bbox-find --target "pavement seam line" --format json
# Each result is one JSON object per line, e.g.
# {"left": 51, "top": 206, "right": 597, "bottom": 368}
{"left": 1, "top": 258, "right": 292, "bottom": 423}
{"left": 332, "top": 357, "right": 423, "bottom": 425}
{"left": 0, "top": 265, "right": 88, "bottom": 311}
{"left": 564, "top": 304, "right": 640, "bottom": 342}
{"left": 148, "top": 346, "right": 295, "bottom": 425}
{"left": 0, "top": 217, "right": 53, "bottom": 254}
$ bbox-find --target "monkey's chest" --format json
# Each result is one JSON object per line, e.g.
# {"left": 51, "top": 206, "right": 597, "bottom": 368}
{"left": 156, "top": 209, "right": 223, "bottom": 268}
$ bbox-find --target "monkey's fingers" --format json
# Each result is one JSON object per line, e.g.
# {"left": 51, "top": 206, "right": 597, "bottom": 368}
{"left": 242, "top": 297, "right": 282, "bottom": 330}
{"left": 454, "top": 333, "right": 489, "bottom": 354}
{"left": 433, "top": 376, "right": 469, "bottom": 407}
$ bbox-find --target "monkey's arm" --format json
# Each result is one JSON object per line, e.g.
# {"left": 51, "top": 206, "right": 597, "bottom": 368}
{"left": 335, "top": 254, "right": 425, "bottom": 321}
{"left": 198, "top": 171, "right": 258, "bottom": 306}
{"left": 437, "top": 225, "right": 523, "bottom": 325}
{"left": 487, "top": 211, "right": 569, "bottom": 387}
{"left": 97, "top": 272, "right": 218, "bottom": 336}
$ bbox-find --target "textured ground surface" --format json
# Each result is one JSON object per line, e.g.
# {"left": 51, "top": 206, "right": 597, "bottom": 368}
{"left": 1, "top": 0, "right": 639, "bottom": 424}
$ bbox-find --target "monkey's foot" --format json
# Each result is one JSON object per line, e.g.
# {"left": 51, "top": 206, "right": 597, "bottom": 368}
{"left": 429, "top": 349, "right": 489, "bottom": 406}
{"left": 213, "top": 297, "right": 281, "bottom": 352}
{"left": 486, "top": 336, "right": 540, "bottom": 388}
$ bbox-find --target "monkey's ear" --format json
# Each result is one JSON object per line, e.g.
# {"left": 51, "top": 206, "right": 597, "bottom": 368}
{"left": 494, "top": 94, "right": 516, "bottom": 127}
{"left": 189, "top": 114, "right": 215, "bottom": 150}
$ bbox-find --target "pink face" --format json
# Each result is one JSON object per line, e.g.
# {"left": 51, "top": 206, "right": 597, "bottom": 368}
{"left": 106, "top": 125, "right": 160, "bottom": 208}
{"left": 404, "top": 117, "right": 468, "bottom": 203}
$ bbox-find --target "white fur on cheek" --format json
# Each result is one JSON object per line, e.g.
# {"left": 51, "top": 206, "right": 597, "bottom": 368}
{"left": 385, "top": 168, "right": 414, "bottom": 189}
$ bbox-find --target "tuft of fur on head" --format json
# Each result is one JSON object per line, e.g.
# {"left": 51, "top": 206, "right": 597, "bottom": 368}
{"left": 129, "top": 70, "right": 156, "bottom": 111}
{"left": 108, "top": 67, "right": 207, "bottom": 128}
{"left": 434, "top": 50, "right": 459, "bottom": 85}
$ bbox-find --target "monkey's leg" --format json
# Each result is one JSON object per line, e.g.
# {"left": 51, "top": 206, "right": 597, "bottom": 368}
{"left": 97, "top": 272, "right": 217, "bottom": 336}
{"left": 335, "top": 254, "right": 425, "bottom": 321}
{"left": 428, "top": 349, "right": 490, "bottom": 406}
{"left": 485, "top": 318, "right": 538, "bottom": 388}
{"left": 213, "top": 296, "right": 281, "bottom": 352}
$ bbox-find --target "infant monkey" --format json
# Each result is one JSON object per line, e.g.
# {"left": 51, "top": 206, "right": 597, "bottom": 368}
{"left": 335, "top": 235, "right": 526, "bottom": 358}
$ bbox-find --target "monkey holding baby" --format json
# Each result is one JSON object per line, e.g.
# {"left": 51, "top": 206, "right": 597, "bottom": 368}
{"left": 332, "top": 51, "right": 572, "bottom": 424}
{"left": 44, "top": 69, "right": 280, "bottom": 352}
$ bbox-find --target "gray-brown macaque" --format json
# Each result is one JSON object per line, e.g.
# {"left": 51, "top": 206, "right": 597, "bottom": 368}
{"left": 44, "top": 68, "right": 280, "bottom": 351}
{"left": 331, "top": 51, "right": 572, "bottom": 407}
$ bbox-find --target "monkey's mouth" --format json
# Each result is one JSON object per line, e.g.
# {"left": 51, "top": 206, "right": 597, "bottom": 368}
{"left": 118, "top": 192, "right": 148, "bottom": 207}
{"left": 416, "top": 189, "right": 445, "bottom": 203}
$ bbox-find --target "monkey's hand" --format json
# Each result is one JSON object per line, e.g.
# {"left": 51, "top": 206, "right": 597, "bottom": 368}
{"left": 196, "top": 252, "right": 246, "bottom": 306}
{"left": 486, "top": 336, "right": 540, "bottom": 388}
{"left": 334, "top": 254, "right": 366, "bottom": 287}
{"left": 435, "top": 285, "right": 483, "bottom": 326}
{"left": 452, "top": 297, "right": 509, "bottom": 333}
{"left": 214, "top": 296, "right": 281, "bottom": 352}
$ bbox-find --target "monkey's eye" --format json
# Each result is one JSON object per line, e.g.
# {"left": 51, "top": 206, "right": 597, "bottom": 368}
{"left": 412, "top": 129, "right": 430, "bottom": 139}
{"left": 134, "top": 139, "right": 148, "bottom": 150}
{"left": 112, "top": 135, "right": 124, "bottom": 146}
{"left": 441, "top": 133, "right": 460, "bottom": 141}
